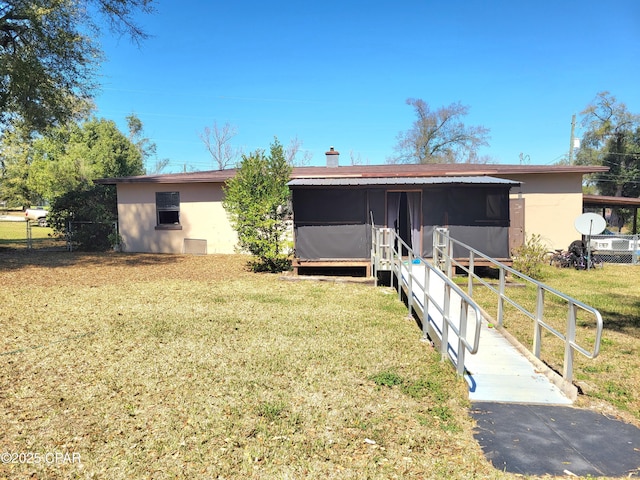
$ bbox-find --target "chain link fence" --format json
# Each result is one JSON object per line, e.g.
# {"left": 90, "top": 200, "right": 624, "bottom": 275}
{"left": 65, "top": 221, "right": 119, "bottom": 252}
{"left": 0, "top": 217, "right": 117, "bottom": 252}
{"left": 0, "top": 217, "right": 66, "bottom": 251}
{"left": 589, "top": 234, "right": 640, "bottom": 265}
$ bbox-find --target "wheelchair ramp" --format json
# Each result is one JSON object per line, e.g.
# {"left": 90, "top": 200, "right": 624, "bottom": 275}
{"left": 464, "top": 321, "right": 572, "bottom": 404}
{"left": 397, "top": 262, "right": 572, "bottom": 405}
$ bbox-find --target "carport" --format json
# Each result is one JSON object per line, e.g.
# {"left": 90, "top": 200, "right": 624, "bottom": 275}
{"left": 583, "top": 194, "right": 640, "bottom": 234}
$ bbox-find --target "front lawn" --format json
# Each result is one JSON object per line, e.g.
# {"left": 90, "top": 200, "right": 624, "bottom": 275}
{"left": 0, "top": 251, "right": 508, "bottom": 479}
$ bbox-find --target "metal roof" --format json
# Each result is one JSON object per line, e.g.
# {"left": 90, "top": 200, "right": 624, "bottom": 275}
{"left": 96, "top": 169, "right": 238, "bottom": 184}
{"left": 290, "top": 163, "right": 607, "bottom": 179}
{"left": 96, "top": 163, "right": 607, "bottom": 185}
{"left": 583, "top": 194, "right": 640, "bottom": 207}
{"left": 287, "top": 176, "right": 520, "bottom": 187}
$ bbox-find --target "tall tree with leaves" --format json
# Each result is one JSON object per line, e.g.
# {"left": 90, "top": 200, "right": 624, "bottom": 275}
{"left": 0, "top": 124, "right": 38, "bottom": 207}
{"left": 223, "top": 138, "right": 292, "bottom": 272}
{"left": 0, "top": 0, "right": 154, "bottom": 133}
{"left": 27, "top": 117, "right": 144, "bottom": 201}
{"left": 390, "top": 98, "right": 490, "bottom": 164}
{"left": 577, "top": 91, "right": 640, "bottom": 198}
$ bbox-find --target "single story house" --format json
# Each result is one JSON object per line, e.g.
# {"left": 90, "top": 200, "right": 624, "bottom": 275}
{"left": 98, "top": 153, "right": 607, "bottom": 262}
{"left": 98, "top": 169, "right": 239, "bottom": 255}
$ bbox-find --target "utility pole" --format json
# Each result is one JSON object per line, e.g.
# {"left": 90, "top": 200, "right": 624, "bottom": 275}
{"left": 568, "top": 114, "right": 576, "bottom": 164}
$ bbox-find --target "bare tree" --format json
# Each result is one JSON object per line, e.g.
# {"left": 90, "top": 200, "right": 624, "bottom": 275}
{"left": 285, "top": 136, "right": 313, "bottom": 166}
{"left": 199, "top": 121, "right": 239, "bottom": 169}
{"left": 350, "top": 150, "right": 370, "bottom": 165}
{"left": 390, "top": 98, "right": 490, "bottom": 164}
{"left": 147, "top": 158, "right": 170, "bottom": 174}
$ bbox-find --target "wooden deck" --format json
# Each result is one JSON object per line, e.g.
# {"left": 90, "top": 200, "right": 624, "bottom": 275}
{"left": 292, "top": 259, "right": 372, "bottom": 276}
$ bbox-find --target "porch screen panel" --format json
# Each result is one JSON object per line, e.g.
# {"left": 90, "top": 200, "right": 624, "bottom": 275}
{"left": 446, "top": 187, "right": 509, "bottom": 226}
{"left": 421, "top": 225, "right": 436, "bottom": 258}
{"left": 294, "top": 224, "right": 369, "bottom": 259}
{"left": 292, "top": 187, "right": 368, "bottom": 259}
{"left": 292, "top": 189, "right": 366, "bottom": 224}
{"left": 368, "top": 189, "right": 386, "bottom": 227}
{"left": 448, "top": 225, "right": 510, "bottom": 259}
{"left": 423, "top": 189, "right": 447, "bottom": 225}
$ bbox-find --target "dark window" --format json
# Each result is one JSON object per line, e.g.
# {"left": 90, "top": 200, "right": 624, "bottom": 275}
{"left": 446, "top": 188, "right": 509, "bottom": 226}
{"left": 156, "top": 192, "right": 180, "bottom": 225}
{"left": 292, "top": 188, "right": 366, "bottom": 224}
{"left": 486, "top": 194, "right": 504, "bottom": 220}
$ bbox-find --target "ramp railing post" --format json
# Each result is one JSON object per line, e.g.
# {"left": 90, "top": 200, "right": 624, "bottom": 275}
{"left": 564, "top": 302, "right": 577, "bottom": 382}
{"left": 443, "top": 231, "right": 451, "bottom": 278}
{"left": 457, "top": 302, "right": 468, "bottom": 375}
{"left": 371, "top": 227, "right": 378, "bottom": 285}
{"left": 497, "top": 268, "right": 506, "bottom": 326}
{"left": 422, "top": 265, "right": 430, "bottom": 342}
{"left": 395, "top": 232, "right": 400, "bottom": 294}
{"left": 390, "top": 230, "right": 396, "bottom": 292}
{"left": 447, "top": 236, "right": 454, "bottom": 278}
{"left": 441, "top": 282, "right": 451, "bottom": 364}
{"left": 533, "top": 285, "right": 544, "bottom": 358}
{"left": 467, "top": 251, "right": 474, "bottom": 297}
{"left": 432, "top": 229, "right": 438, "bottom": 268}
{"left": 407, "top": 248, "right": 413, "bottom": 318}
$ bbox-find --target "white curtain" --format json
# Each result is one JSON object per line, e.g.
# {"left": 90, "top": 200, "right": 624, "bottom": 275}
{"left": 407, "top": 192, "right": 421, "bottom": 256}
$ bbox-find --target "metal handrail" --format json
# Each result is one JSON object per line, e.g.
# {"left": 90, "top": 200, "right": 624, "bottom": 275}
{"left": 432, "top": 228, "right": 603, "bottom": 383}
{"left": 374, "top": 227, "right": 483, "bottom": 376}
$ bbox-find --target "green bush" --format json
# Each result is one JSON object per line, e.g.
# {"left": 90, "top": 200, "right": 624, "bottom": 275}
{"left": 512, "top": 233, "right": 548, "bottom": 280}
{"left": 223, "top": 138, "right": 292, "bottom": 273}
{"left": 49, "top": 184, "right": 118, "bottom": 251}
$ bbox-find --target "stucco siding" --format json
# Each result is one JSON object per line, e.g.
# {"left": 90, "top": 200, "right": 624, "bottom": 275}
{"left": 502, "top": 173, "right": 584, "bottom": 250}
{"left": 116, "top": 183, "right": 238, "bottom": 254}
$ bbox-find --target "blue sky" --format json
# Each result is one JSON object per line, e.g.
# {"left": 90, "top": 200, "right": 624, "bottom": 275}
{"left": 93, "top": 1, "right": 640, "bottom": 172}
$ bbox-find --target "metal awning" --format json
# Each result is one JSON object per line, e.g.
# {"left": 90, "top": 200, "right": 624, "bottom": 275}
{"left": 583, "top": 194, "right": 640, "bottom": 234}
{"left": 288, "top": 175, "right": 520, "bottom": 187}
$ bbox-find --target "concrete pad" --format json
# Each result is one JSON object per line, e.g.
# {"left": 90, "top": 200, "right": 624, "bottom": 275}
{"left": 471, "top": 402, "right": 640, "bottom": 477}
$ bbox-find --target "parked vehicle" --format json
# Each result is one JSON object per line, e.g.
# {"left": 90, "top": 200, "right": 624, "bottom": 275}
{"left": 25, "top": 208, "right": 49, "bottom": 227}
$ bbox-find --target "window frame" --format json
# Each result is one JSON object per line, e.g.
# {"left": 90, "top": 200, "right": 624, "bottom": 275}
{"left": 155, "top": 191, "right": 182, "bottom": 230}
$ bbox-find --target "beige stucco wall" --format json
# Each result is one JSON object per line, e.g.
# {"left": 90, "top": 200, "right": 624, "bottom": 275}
{"left": 501, "top": 172, "right": 584, "bottom": 251}
{"left": 116, "top": 183, "right": 238, "bottom": 254}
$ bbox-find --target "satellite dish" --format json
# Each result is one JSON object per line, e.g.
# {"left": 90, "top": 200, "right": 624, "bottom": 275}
{"left": 574, "top": 213, "right": 606, "bottom": 236}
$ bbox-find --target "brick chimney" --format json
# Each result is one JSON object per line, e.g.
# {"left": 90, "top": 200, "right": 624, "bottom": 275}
{"left": 325, "top": 146, "right": 339, "bottom": 168}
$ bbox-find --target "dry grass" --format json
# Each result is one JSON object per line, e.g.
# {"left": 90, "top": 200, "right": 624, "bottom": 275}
{"left": 0, "top": 251, "right": 513, "bottom": 479}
